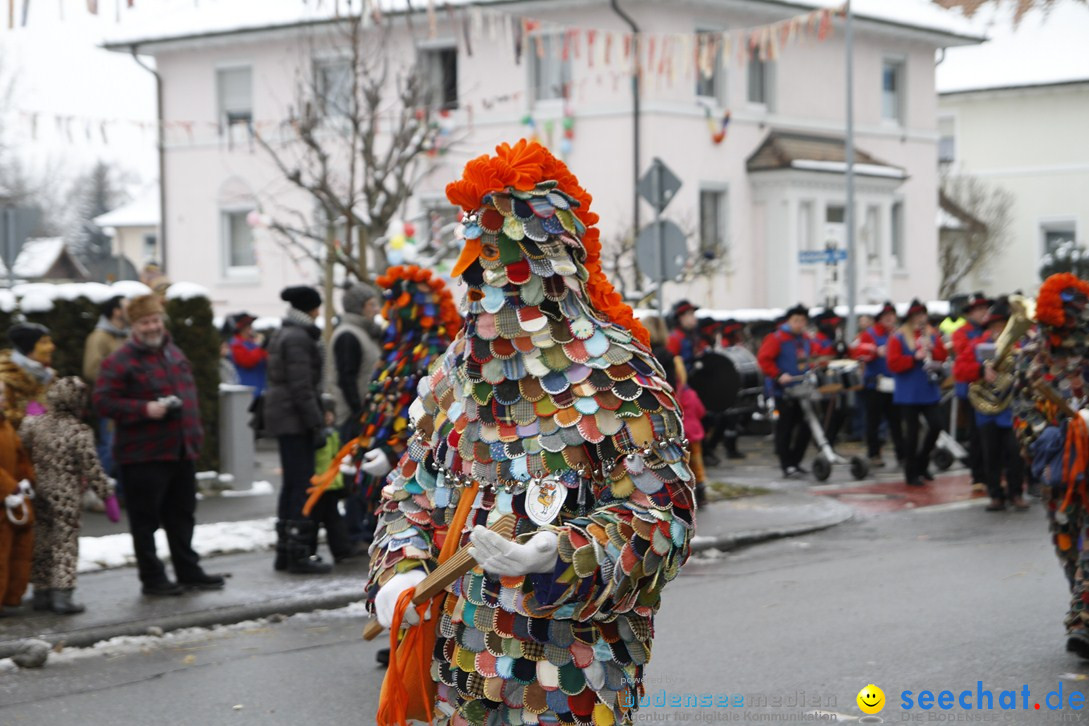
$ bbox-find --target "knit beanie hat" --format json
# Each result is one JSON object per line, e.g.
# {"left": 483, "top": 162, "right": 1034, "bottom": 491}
{"left": 8, "top": 322, "right": 50, "bottom": 355}
{"left": 280, "top": 285, "right": 322, "bottom": 313}
{"left": 342, "top": 282, "right": 378, "bottom": 315}
{"left": 127, "top": 294, "right": 164, "bottom": 324}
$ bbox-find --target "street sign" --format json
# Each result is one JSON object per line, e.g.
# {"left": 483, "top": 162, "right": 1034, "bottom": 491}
{"left": 0, "top": 207, "right": 41, "bottom": 284}
{"left": 637, "top": 158, "right": 682, "bottom": 214}
{"left": 798, "top": 248, "right": 848, "bottom": 265}
{"left": 636, "top": 219, "right": 687, "bottom": 282}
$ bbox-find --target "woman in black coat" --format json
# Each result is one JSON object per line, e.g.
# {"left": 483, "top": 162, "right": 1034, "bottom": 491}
{"left": 264, "top": 286, "right": 331, "bottom": 574}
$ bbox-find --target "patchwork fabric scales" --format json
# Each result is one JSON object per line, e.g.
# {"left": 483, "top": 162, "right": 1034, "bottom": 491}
{"left": 305, "top": 265, "right": 461, "bottom": 515}
{"left": 367, "top": 140, "right": 696, "bottom": 726}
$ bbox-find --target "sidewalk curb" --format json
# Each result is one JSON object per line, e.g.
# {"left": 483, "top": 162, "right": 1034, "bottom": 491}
{"left": 690, "top": 500, "right": 855, "bottom": 554}
{"left": 0, "top": 587, "right": 364, "bottom": 661}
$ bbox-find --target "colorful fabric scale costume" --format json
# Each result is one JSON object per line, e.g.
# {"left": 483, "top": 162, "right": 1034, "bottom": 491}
{"left": 306, "top": 266, "right": 461, "bottom": 515}
{"left": 1012, "top": 273, "right": 1089, "bottom": 660}
{"left": 366, "top": 141, "right": 696, "bottom": 725}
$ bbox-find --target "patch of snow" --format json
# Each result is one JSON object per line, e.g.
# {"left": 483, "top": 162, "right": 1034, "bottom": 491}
{"left": 218, "top": 481, "right": 275, "bottom": 498}
{"left": 18, "top": 292, "right": 55, "bottom": 314}
{"left": 93, "top": 187, "right": 161, "bottom": 229}
{"left": 0, "top": 290, "right": 15, "bottom": 313}
{"left": 78, "top": 517, "right": 277, "bottom": 572}
{"left": 937, "top": 2, "right": 1089, "bottom": 93}
{"left": 110, "top": 280, "right": 153, "bottom": 298}
{"left": 102, "top": 0, "right": 981, "bottom": 49}
{"left": 76, "top": 282, "right": 123, "bottom": 304}
{"left": 165, "top": 281, "right": 211, "bottom": 301}
{"left": 791, "top": 160, "right": 906, "bottom": 179}
{"left": 0, "top": 238, "right": 76, "bottom": 280}
{"left": 195, "top": 470, "right": 219, "bottom": 481}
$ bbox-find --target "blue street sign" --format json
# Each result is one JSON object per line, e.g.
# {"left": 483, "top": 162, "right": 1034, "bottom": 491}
{"left": 798, "top": 249, "right": 848, "bottom": 265}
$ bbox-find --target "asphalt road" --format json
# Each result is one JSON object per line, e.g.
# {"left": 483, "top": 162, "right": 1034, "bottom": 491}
{"left": 3, "top": 503, "right": 1087, "bottom": 725}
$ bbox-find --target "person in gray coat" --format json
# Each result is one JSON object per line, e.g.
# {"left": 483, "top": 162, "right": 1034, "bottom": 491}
{"left": 330, "top": 281, "right": 382, "bottom": 439}
{"left": 264, "top": 285, "right": 331, "bottom": 575}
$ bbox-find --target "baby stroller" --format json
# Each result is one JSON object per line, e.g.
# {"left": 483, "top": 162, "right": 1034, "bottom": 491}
{"left": 783, "top": 362, "right": 870, "bottom": 482}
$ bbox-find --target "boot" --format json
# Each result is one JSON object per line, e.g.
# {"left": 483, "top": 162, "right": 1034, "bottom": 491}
{"left": 274, "top": 520, "right": 289, "bottom": 572}
{"left": 51, "top": 589, "right": 86, "bottom": 615}
{"left": 285, "top": 520, "right": 332, "bottom": 575}
{"left": 32, "top": 588, "right": 52, "bottom": 611}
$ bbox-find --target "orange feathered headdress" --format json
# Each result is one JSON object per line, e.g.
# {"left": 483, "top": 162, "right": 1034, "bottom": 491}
{"left": 445, "top": 139, "right": 649, "bottom": 347}
{"left": 375, "top": 264, "right": 463, "bottom": 333}
{"left": 1036, "top": 273, "right": 1089, "bottom": 330}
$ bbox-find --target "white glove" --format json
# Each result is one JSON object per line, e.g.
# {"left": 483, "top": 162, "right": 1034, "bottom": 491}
{"left": 468, "top": 527, "right": 559, "bottom": 577}
{"left": 4, "top": 493, "right": 23, "bottom": 510}
{"left": 374, "top": 569, "right": 427, "bottom": 628}
{"left": 361, "top": 449, "right": 394, "bottom": 478}
{"left": 17, "top": 480, "right": 33, "bottom": 499}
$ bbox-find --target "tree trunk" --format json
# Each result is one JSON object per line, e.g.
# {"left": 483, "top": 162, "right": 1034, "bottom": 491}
{"left": 356, "top": 226, "right": 369, "bottom": 281}
{"left": 323, "top": 222, "right": 336, "bottom": 345}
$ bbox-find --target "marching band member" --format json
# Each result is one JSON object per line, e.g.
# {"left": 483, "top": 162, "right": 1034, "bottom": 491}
{"left": 851, "top": 302, "right": 905, "bottom": 469}
{"left": 758, "top": 304, "right": 814, "bottom": 478}
{"left": 952, "top": 292, "right": 991, "bottom": 493}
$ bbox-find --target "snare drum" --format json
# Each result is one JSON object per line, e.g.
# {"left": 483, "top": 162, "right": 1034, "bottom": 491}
{"left": 827, "top": 359, "right": 863, "bottom": 391}
{"left": 810, "top": 366, "right": 844, "bottom": 395}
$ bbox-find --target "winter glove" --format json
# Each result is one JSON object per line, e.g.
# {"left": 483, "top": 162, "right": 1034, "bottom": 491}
{"left": 17, "top": 480, "right": 33, "bottom": 499}
{"left": 361, "top": 448, "right": 393, "bottom": 479}
{"left": 374, "top": 569, "right": 429, "bottom": 628}
{"left": 312, "top": 427, "right": 327, "bottom": 451}
{"left": 468, "top": 527, "right": 559, "bottom": 577}
{"left": 104, "top": 494, "right": 121, "bottom": 523}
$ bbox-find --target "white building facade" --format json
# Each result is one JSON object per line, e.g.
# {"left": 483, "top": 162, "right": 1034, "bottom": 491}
{"left": 107, "top": 0, "right": 979, "bottom": 319}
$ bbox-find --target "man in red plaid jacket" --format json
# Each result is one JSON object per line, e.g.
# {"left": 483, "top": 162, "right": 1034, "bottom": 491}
{"left": 93, "top": 294, "right": 224, "bottom": 597}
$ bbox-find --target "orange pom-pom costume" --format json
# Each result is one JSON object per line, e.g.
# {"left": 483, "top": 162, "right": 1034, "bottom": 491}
{"left": 367, "top": 140, "right": 694, "bottom": 725}
{"left": 1012, "top": 273, "right": 1089, "bottom": 660}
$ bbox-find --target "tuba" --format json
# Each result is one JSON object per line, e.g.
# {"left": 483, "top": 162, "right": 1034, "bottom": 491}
{"left": 967, "top": 295, "right": 1036, "bottom": 415}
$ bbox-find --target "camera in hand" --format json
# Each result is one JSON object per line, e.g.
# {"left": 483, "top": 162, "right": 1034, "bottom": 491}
{"left": 158, "top": 395, "right": 183, "bottom": 418}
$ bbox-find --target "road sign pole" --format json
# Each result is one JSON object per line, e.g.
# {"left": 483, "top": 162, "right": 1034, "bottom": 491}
{"left": 654, "top": 162, "right": 665, "bottom": 315}
{"left": 845, "top": 0, "right": 858, "bottom": 339}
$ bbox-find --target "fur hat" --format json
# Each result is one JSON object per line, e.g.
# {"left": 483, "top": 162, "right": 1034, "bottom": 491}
{"left": 342, "top": 282, "right": 379, "bottom": 315}
{"left": 280, "top": 285, "right": 322, "bottom": 313}
{"left": 8, "top": 322, "right": 50, "bottom": 355}
{"left": 127, "top": 294, "right": 164, "bottom": 324}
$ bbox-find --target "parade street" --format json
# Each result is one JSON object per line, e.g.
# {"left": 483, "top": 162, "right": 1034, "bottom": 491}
{"left": 2, "top": 494, "right": 1085, "bottom": 725}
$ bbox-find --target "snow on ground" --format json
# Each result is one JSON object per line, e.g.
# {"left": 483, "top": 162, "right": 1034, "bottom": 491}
{"left": 78, "top": 517, "right": 277, "bottom": 573}
{"left": 217, "top": 481, "right": 275, "bottom": 498}
{"left": 0, "top": 601, "right": 371, "bottom": 673}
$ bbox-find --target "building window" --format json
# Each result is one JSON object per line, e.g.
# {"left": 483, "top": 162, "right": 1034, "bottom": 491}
{"left": 695, "top": 30, "right": 725, "bottom": 104}
{"left": 528, "top": 33, "right": 571, "bottom": 102}
{"left": 315, "top": 58, "right": 353, "bottom": 119}
{"left": 891, "top": 201, "right": 905, "bottom": 269}
{"left": 419, "top": 45, "right": 458, "bottom": 110}
{"left": 798, "top": 201, "right": 815, "bottom": 251}
{"left": 217, "top": 66, "right": 253, "bottom": 147}
{"left": 222, "top": 209, "right": 256, "bottom": 274}
{"left": 863, "top": 204, "right": 881, "bottom": 263}
{"left": 142, "top": 233, "right": 157, "bottom": 262}
{"left": 882, "top": 59, "right": 904, "bottom": 124}
{"left": 699, "top": 189, "right": 728, "bottom": 256}
{"left": 938, "top": 115, "right": 955, "bottom": 164}
{"left": 826, "top": 205, "right": 845, "bottom": 225}
{"left": 747, "top": 57, "right": 772, "bottom": 107}
{"left": 1041, "top": 220, "right": 1077, "bottom": 255}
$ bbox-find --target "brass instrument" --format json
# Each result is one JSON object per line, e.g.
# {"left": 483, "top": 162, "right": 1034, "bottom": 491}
{"left": 968, "top": 295, "right": 1036, "bottom": 415}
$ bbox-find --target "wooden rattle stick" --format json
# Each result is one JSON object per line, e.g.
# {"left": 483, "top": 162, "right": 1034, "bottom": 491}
{"left": 362, "top": 514, "right": 515, "bottom": 641}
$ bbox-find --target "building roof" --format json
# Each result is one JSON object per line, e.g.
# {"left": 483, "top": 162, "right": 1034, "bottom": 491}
{"left": 937, "top": 2, "right": 1089, "bottom": 94}
{"left": 0, "top": 238, "right": 91, "bottom": 281}
{"left": 746, "top": 132, "right": 907, "bottom": 179}
{"left": 93, "top": 187, "right": 161, "bottom": 229}
{"left": 102, "top": 0, "right": 982, "bottom": 51}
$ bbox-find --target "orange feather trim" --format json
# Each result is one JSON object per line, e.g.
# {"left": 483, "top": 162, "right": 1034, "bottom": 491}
{"left": 1037, "top": 273, "right": 1089, "bottom": 329}
{"left": 444, "top": 139, "right": 649, "bottom": 347}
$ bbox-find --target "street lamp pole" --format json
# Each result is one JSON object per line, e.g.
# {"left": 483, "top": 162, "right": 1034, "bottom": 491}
{"left": 844, "top": 0, "right": 858, "bottom": 340}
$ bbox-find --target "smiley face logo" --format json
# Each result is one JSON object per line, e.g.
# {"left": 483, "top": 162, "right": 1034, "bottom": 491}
{"left": 857, "top": 684, "right": 885, "bottom": 714}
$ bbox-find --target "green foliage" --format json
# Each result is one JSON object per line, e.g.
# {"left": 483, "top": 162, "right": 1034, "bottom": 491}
{"left": 165, "top": 294, "right": 220, "bottom": 472}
